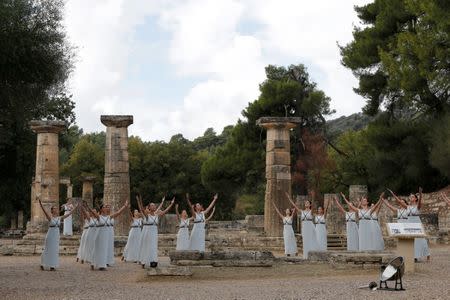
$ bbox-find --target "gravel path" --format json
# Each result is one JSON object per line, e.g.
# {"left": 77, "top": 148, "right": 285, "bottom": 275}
{"left": 1, "top": 246, "right": 449, "bottom": 300}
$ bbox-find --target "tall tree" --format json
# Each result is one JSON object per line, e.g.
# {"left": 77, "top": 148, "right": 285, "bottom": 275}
{"left": 202, "top": 64, "right": 333, "bottom": 217}
{"left": 0, "top": 0, "right": 75, "bottom": 221}
{"left": 340, "top": 0, "right": 449, "bottom": 116}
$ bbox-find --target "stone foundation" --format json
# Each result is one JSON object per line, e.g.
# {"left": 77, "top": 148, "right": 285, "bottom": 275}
{"left": 169, "top": 250, "right": 275, "bottom": 267}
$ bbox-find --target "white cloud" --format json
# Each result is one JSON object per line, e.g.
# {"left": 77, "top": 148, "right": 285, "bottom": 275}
{"left": 64, "top": 0, "right": 371, "bottom": 141}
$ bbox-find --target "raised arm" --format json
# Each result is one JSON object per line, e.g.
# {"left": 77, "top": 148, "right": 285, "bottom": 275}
{"left": 61, "top": 203, "right": 78, "bottom": 220}
{"left": 186, "top": 193, "right": 196, "bottom": 216}
{"left": 417, "top": 187, "right": 423, "bottom": 209}
{"left": 285, "top": 192, "right": 301, "bottom": 212}
{"left": 84, "top": 202, "right": 99, "bottom": 219}
{"left": 156, "top": 197, "right": 166, "bottom": 212}
{"left": 203, "top": 194, "right": 218, "bottom": 215}
{"left": 175, "top": 204, "right": 180, "bottom": 221}
{"left": 341, "top": 192, "right": 358, "bottom": 211}
{"left": 110, "top": 200, "right": 130, "bottom": 219}
{"left": 38, "top": 198, "right": 52, "bottom": 221}
{"left": 382, "top": 198, "right": 398, "bottom": 213}
{"left": 159, "top": 198, "right": 175, "bottom": 216}
{"left": 370, "top": 193, "right": 384, "bottom": 214}
{"left": 137, "top": 194, "right": 149, "bottom": 216}
{"left": 387, "top": 189, "right": 407, "bottom": 208}
{"left": 206, "top": 206, "right": 216, "bottom": 222}
{"left": 323, "top": 198, "right": 331, "bottom": 217}
{"left": 333, "top": 197, "right": 346, "bottom": 214}
{"left": 271, "top": 200, "right": 284, "bottom": 219}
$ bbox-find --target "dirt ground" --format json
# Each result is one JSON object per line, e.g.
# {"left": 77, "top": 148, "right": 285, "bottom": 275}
{"left": 0, "top": 246, "right": 449, "bottom": 300}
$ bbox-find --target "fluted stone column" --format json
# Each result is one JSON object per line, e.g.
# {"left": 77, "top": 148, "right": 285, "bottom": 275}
{"left": 82, "top": 176, "right": 95, "bottom": 207}
{"left": 101, "top": 115, "right": 133, "bottom": 236}
{"left": 27, "top": 120, "right": 65, "bottom": 233}
{"left": 257, "top": 117, "right": 301, "bottom": 236}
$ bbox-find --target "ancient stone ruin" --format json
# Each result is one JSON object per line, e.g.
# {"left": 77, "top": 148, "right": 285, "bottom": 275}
{"left": 257, "top": 117, "right": 301, "bottom": 236}
{"left": 27, "top": 120, "right": 66, "bottom": 234}
{"left": 101, "top": 115, "right": 133, "bottom": 236}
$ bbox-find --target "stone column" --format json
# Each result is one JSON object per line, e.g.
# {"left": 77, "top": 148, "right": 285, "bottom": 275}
{"left": 324, "top": 193, "right": 343, "bottom": 234}
{"left": 82, "top": 176, "right": 96, "bottom": 207}
{"left": 101, "top": 115, "right": 133, "bottom": 236}
{"left": 17, "top": 210, "right": 24, "bottom": 229}
{"left": 349, "top": 185, "right": 368, "bottom": 203}
{"left": 28, "top": 120, "right": 65, "bottom": 233}
{"left": 257, "top": 117, "right": 301, "bottom": 237}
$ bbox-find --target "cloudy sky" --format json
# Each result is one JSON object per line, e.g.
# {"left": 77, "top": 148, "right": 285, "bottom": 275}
{"left": 64, "top": 0, "right": 371, "bottom": 141}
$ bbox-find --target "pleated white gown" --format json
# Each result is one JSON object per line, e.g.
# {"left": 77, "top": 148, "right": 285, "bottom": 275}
{"left": 370, "top": 212, "right": 384, "bottom": 250}
{"left": 139, "top": 215, "right": 159, "bottom": 265}
{"left": 147, "top": 215, "right": 159, "bottom": 265}
{"left": 345, "top": 212, "right": 359, "bottom": 251}
{"left": 138, "top": 216, "right": 151, "bottom": 264}
{"left": 190, "top": 212, "right": 206, "bottom": 252}
{"left": 92, "top": 215, "right": 109, "bottom": 269}
{"left": 123, "top": 218, "right": 142, "bottom": 262}
{"left": 41, "top": 217, "right": 60, "bottom": 270}
{"left": 358, "top": 209, "right": 372, "bottom": 251}
{"left": 77, "top": 220, "right": 89, "bottom": 261}
{"left": 106, "top": 217, "right": 115, "bottom": 266}
{"left": 283, "top": 217, "right": 297, "bottom": 255}
{"left": 407, "top": 206, "right": 430, "bottom": 259}
{"left": 315, "top": 215, "right": 327, "bottom": 251}
{"left": 62, "top": 204, "right": 73, "bottom": 236}
{"left": 300, "top": 210, "right": 318, "bottom": 259}
{"left": 84, "top": 218, "right": 97, "bottom": 263}
{"left": 176, "top": 219, "right": 190, "bottom": 251}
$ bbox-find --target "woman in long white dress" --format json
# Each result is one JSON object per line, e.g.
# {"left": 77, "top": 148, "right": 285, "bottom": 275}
{"left": 123, "top": 209, "right": 142, "bottom": 262}
{"left": 84, "top": 209, "right": 98, "bottom": 264}
{"left": 61, "top": 199, "right": 74, "bottom": 236}
{"left": 314, "top": 205, "right": 329, "bottom": 251}
{"left": 187, "top": 193, "right": 218, "bottom": 252}
{"left": 287, "top": 194, "right": 317, "bottom": 259}
{"left": 272, "top": 200, "right": 297, "bottom": 256}
{"left": 369, "top": 197, "right": 385, "bottom": 251}
{"left": 76, "top": 205, "right": 90, "bottom": 263}
{"left": 38, "top": 198, "right": 77, "bottom": 270}
{"left": 137, "top": 195, "right": 164, "bottom": 267}
{"left": 392, "top": 188, "right": 430, "bottom": 261}
{"left": 88, "top": 200, "right": 129, "bottom": 270}
{"left": 175, "top": 204, "right": 193, "bottom": 251}
{"left": 342, "top": 194, "right": 381, "bottom": 251}
{"left": 106, "top": 215, "right": 115, "bottom": 266}
{"left": 333, "top": 195, "right": 359, "bottom": 251}
{"left": 137, "top": 195, "right": 175, "bottom": 268}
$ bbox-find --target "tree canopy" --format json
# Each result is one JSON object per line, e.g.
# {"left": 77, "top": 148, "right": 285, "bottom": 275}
{"left": 340, "top": 0, "right": 450, "bottom": 116}
{"left": 0, "top": 0, "right": 75, "bottom": 221}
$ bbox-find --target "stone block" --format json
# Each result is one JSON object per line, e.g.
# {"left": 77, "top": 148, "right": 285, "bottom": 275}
{"left": 146, "top": 266, "right": 192, "bottom": 276}
{"left": 266, "top": 152, "right": 290, "bottom": 166}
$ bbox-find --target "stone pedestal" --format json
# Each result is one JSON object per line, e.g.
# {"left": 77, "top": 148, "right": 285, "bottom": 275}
{"left": 349, "top": 185, "right": 368, "bottom": 202}
{"left": 27, "top": 120, "right": 65, "bottom": 233}
{"left": 101, "top": 115, "right": 133, "bottom": 236}
{"left": 396, "top": 236, "right": 421, "bottom": 273}
{"left": 82, "top": 176, "right": 95, "bottom": 207}
{"left": 257, "top": 117, "right": 301, "bottom": 237}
